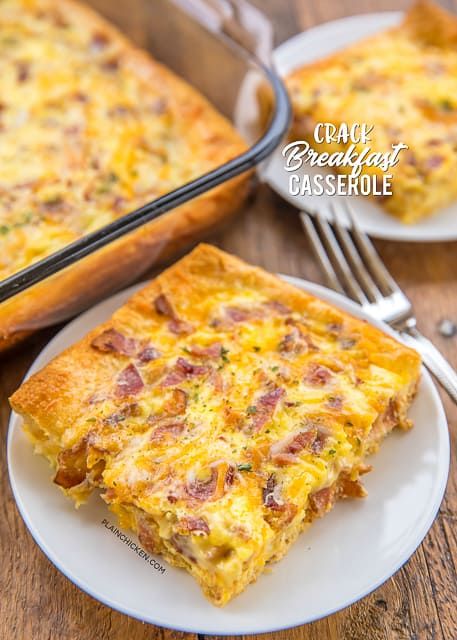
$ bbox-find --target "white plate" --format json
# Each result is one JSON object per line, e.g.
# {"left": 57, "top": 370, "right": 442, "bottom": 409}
{"left": 263, "top": 13, "right": 457, "bottom": 242}
{"left": 8, "top": 278, "right": 449, "bottom": 635}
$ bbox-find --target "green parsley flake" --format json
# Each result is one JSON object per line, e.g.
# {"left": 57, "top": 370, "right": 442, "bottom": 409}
{"left": 439, "top": 98, "right": 454, "bottom": 112}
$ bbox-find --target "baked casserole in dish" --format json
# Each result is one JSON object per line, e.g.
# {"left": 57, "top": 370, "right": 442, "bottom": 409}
{"left": 0, "top": 0, "right": 252, "bottom": 349}
{"left": 284, "top": 0, "right": 457, "bottom": 223}
{"left": 10, "top": 244, "right": 421, "bottom": 606}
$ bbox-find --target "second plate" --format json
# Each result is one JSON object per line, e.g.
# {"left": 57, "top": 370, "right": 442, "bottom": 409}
{"left": 263, "top": 12, "right": 457, "bottom": 242}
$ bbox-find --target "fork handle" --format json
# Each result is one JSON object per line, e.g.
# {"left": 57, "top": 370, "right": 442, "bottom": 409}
{"left": 400, "top": 328, "right": 457, "bottom": 404}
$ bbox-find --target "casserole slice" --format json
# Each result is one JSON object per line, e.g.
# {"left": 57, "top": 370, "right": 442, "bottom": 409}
{"left": 10, "top": 244, "right": 421, "bottom": 606}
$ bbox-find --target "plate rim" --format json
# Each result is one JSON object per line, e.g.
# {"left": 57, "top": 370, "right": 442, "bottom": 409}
{"left": 273, "top": 11, "right": 402, "bottom": 74}
{"left": 7, "top": 277, "right": 450, "bottom": 636}
{"left": 268, "top": 11, "right": 457, "bottom": 243}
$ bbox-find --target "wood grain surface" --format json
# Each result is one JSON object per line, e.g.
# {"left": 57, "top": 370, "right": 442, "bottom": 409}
{"left": 1, "top": 1, "right": 456, "bottom": 639}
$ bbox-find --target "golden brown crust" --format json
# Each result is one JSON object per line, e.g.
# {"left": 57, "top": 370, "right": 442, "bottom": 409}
{"left": 10, "top": 242, "right": 421, "bottom": 448}
{"left": 402, "top": 0, "right": 457, "bottom": 48}
{"left": 10, "top": 243, "right": 421, "bottom": 606}
{"left": 0, "top": 0, "right": 249, "bottom": 350}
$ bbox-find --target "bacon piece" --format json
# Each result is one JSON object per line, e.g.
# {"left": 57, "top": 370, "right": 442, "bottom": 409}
{"left": 151, "top": 97, "right": 168, "bottom": 115}
{"left": 263, "top": 300, "right": 291, "bottom": 315}
{"left": 380, "top": 398, "right": 398, "bottom": 430}
{"left": 103, "top": 412, "right": 125, "bottom": 426}
{"left": 338, "top": 477, "right": 367, "bottom": 499}
{"left": 309, "top": 487, "right": 333, "bottom": 517}
{"left": 311, "top": 430, "right": 328, "bottom": 454}
{"left": 102, "top": 57, "right": 120, "bottom": 71}
{"left": 250, "top": 387, "right": 285, "bottom": 431}
{"left": 425, "top": 155, "right": 444, "bottom": 171}
{"left": 340, "top": 337, "right": 357, "bottom": 350}
{"left": 262, "top": 475, "right": 297, "bottom": 525}
{"left": 168, "top": 318, "right": 195, "bottom": 335}
{"left": 304, "top": 362, "right": 333, "bottom": 386}
{"left": 137, "top": 346, "right": 161, "bottom": 363}
{"left": 225, "top": 306, "right": 251, "bottom": 322}
{"left": 327, "top": 322, "right": 343, "bottom": 336}
{"left": 154, "top": 293, "right": 174, "bottom": 317}
{"left": 170, "top": 534, "right": 196, "bottom": 562}
{"left": 154, "top": 293, "right": 194, "bottom": 335}
{"left": 271, "top": 429, "right": 316, "bottom": 463}
{"left": 187, "top": 342, "right": 222, "bottom": 359}
{"left": 269, "top": 502, "right": 297, "bottom": 527}
{"left": 91, "top": 31, "right": 110, "bottom": 51}
{"left": 273, "top": 453, "right": 298, "bottom": 467}
{"left": 327, "top": 395, "right": 343, "bottom": 410}
{"left": 278, "top": 326, "right": 316, "bottom": 355}
{"left": 225, "top": 464, "right": 235, "bottom": 487}
{"left": 150, "top": 420, "right": 185, "bottom": 442}
{"left": 284, "top": 318, "right": 318, "bottom": 348}
{"left": 104, "top": 402, "right": 141, "bottom": 425}
{"left": 41, "top": 196, "right": 64, "bottom": 212}
{"left": 73, "top": 91, "right": 89, "bottom": 103}
{"left": 91, "top": 328, "right": 137, "bottom": 356}
{"left": 186, "top": 467, "right": 217, "bottom": 501}
{"left": 161, "top": 357, "right": 209, "bottom": 387}
{"left": 270, "top": 428, "right": 316, "bottom": 465}
{"left": 212, "top": 305, "right": 265, "bottom": 328}
{"left": 138, "top": 519, "right": 158, "bottom": 553}
{"left": 109, "top": 104, "right": 133, "bottom": 118}
{"left": 149, "top": 388, "right": 188, "bottom": 423}
{"left": 115, "top": 364, "right": 144, "bottom": 397}
{"left": 270, "top": 425, "right": 329, "bottom": 464}
{"left": 54, "top": 438, "right": 88, "bottom": 489}
{"left": 16, "top": 61, "right": 30, "bottom": 83}
{"left": 278, "top": 328, "right": 300, "bottom": 354}
{"left": 178, "top": 516, "right": 210, "bottom": 536}
{"left": 160, "top": 371, "right": 184, "bottom": 388}
{"left": 262, "top": 474, "right": 283, "bottom": 510}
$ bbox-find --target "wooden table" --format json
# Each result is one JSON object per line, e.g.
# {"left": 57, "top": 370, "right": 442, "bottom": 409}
{"left": 2, "top": 1, "right": 456, "bottom": 638}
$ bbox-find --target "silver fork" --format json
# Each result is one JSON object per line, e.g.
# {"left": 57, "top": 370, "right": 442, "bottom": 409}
{"left": 300, "top": 201, "right": 457, "bottom": 404}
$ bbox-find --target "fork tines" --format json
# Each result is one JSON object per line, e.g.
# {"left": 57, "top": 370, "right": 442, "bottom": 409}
{"left": 300, "top": 201, "right": 401, "bottom": 309}
{"left": 302, "top": 201, "right": 457, "bottom": 402}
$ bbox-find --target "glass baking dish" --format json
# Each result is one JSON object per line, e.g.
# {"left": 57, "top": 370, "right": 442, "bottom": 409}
{"left": 0, "top": 0, "right": 289, "bottom": 350}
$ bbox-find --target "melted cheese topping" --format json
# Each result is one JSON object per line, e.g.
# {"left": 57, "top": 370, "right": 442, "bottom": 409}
{"left": 12, "top": 244, "right": 421, "bottom": 606}
{"left": 286, "top": 3, "right": 457, "bottom": 222}
{"left": 0, "top": 0, "right": 243, "bottom": 279}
